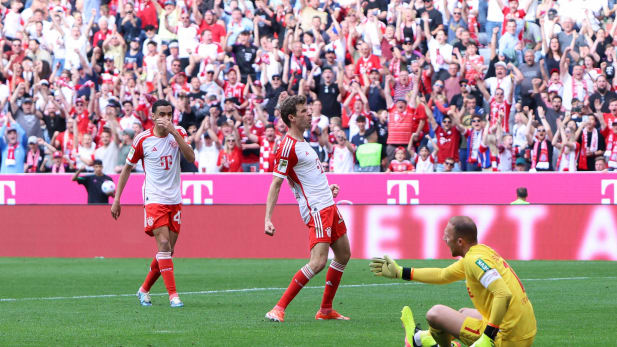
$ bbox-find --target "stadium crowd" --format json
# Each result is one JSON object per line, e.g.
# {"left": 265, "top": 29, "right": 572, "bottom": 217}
{"left": 0, "top": 0, "right": 616, "bottom": 174}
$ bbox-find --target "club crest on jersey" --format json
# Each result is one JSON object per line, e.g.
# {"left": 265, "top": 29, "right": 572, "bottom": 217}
{"left": 326, "top": 227, "right": 332, "bottom": 237}
{"left": 147, "top": 216, "right": 154, "bottom": 226}
{"left": 170, "top": 140, "right": 178, "bottom": 148}
{"left": 128, "top": 147, "right": 135, "bottom": 158}
{"left": 278, "top": 159, "right": 288, "bottom": 172}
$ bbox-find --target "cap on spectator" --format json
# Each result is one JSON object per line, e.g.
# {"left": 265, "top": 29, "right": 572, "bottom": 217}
{"left": 548, "top": 8, "right": 558, "bottom": 16}
{"left": 53, "top": 151, "right": 63, "bottom": 158}
{"left": 404, "top": 36, "right": 413, "bottom": 44}
{"left": 28, "top": 136, "right": 38, "bottom": 144}
{"left": 104, "top": 55, "right": 114, "bottom": 61}
{"left": 395, "top": 97, "right": 407, "bottom": 103}
{"left": 39, "top": 79, "right": 49, "bottom": 86}
{"left": 93, "top": 159, "right": 103, "bottom": 166}
{"left": 52, "top": 6, "right": 64, "bottom": 13}
{"left": 370, "top": 67, "right": 379, "bottom": 73}
{"left": 107, "top": 99, "right": 121, "bottom": 108}
{"left": 131, "top": 37, "right": 140, "bottom": 43}
{"left": 326, "top": 48, "right": 335, "bottom": 54}
{"left": 169, "top": 40, "right": 179, "bottom": 48}
{"left": 23, "top": 97, "right": 33, "bottom": 103}
{"left": 253, "top": 80, "right": 262, "bottom": 87}
{"left": 125, "top": 63, "right": 134, "bottom": 70}
{"left": 7, "top": 126, "right": 17, "bottom": 133}
{"left": 205, "top": 64, "right": 215, "bottom": 72}
{"left": 548, "top": 84, "right": 560, "bottom": 94}
{"left": 164, "top": 0, "right": 175, "bottom": 5}
{"left": 515, "top": 157, "right": 526, "bottom": 166}
{"left": 395, "top": 146, "right": 406, "bottom": 153}
{"left": 145, "top": 25, "right": 156, "bottom": 31}
{"left": 494, "top": 61, "right": 507, "bottom": 69}
{"left": 123, "top": 128, "right": 136, "bottom": 137}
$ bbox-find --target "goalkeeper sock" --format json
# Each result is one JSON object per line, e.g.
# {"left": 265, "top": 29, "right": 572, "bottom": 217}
{"left": 156, "top": 252, "right": 178, "bottom": 300}
{"left": 319, "top": 260, "right": 346, "bottom": 313}
{"left": 276, "top": 264, "right": 314, "bottom": 310}
{"left": 140, "top": 256, "right": 161, "bottom": 292}
{"left": 429, "top": 326, "right": 453, "bottom": 347}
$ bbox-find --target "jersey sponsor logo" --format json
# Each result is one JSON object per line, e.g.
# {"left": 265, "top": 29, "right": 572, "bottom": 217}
{"left": 160, "top": 155, "right": 173, "bottom": 170}
{"left": 278, "top": 159, "right": 288, "bottom": 172}
{"left": 475, "top": 258, "right": 491, "bottom": 273}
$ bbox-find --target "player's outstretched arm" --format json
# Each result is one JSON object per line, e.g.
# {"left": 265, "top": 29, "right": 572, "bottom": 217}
{"left": 111, "top": 164, "right": 133, "bottom": 220}
{"left": 370, "top": 255, "right": 465, "bottom": 284}
{"left": 264, "top": 176, "right": 284, "bottom": 236}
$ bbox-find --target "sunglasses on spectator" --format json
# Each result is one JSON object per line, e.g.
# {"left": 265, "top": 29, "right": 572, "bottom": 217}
{"left": 272, "top": 77, "right": 281, "bottom": 80}
{"left": 434, "top": 83, "right": 443, "bottom": 87}
{"left": 471, "top": 119, "right": 480, "bottom": 123}
{"left": 207, "top": 71, "right": 214, "bottom": 74}
{"left": 443, "top": 120, "right": 452, "bottom": 124}
{"left": 445, "top": 161, "right": 455, "bottom": 166}
{"left": 227, "top": 139, "right": 235, "bottom": 142}
{"left": 453, "top": 11, "right": 462, "bottom": 15}
{"left": 538, "top": 129, "right": 546, "bottom": 133}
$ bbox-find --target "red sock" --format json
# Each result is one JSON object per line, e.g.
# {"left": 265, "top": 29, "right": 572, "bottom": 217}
{"left": 156, "top": 251, "right": 178, "bottom": 300}
{"left": 275, "top": 264, "right": 314, "bottom": 310}
{"left": 140, "top": 256, "right": 160, "bottom": 292}
{"left": 320, "top": 260, "right": 345, "bottom": 312}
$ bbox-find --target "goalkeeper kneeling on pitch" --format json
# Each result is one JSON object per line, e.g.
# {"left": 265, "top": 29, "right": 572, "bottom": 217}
{"left": 370, "top": 216, "right": 536, "bottom": 347}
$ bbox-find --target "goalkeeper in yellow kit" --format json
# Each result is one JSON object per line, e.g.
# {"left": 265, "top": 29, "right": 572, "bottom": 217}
{"left": 370, "top": 216, "right": 536, "bottom": 347}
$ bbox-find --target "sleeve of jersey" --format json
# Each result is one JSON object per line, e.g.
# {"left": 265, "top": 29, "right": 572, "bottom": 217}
{"left": 177, "top": 126, "right": 190, "bottom": 144}
{"left": 273, "top": 139, "right": 297, "bottom": 179}
{"left": 126, "top": 136, "right": 144, "bottom": 166}
{"left": 468, "top": 256, "right": 512, "bottom": 328}
{"left": 410, "top": 259, "right": 465, "bottom": 284}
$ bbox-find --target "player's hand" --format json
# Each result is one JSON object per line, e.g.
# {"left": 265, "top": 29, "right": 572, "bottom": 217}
{"left": 369, "top": 255, "right": 402, "bottom": 279}
{"left": 265, "top": 220, "right": 276, "bottom": 236}
{"left": 329, "top": 184, "right": 340, "bottom": 198}
{"left": 156, "top": 117, "right": 176, "bottom": 134}
{"left": 111, "top": 201, "right": 121, "bottom": 220}
{"left": 470, "top": 334, "right": 495, "bottom": 347}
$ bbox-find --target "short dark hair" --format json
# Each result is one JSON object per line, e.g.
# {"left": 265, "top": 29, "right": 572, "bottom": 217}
{"left": 280, "top": 95, "right": 306, "bottom": 127}
{"left": 552, "top": 95, "right": 562, "bottom": 102}
{"left": 265, "top": 123, "right": 275, "bottom": 130}
{"left": 449, "top": 216, "right": 478, "bottom": 243}
{"left": 93, "top": 159, "right": 103, "bottom": 166}
{"left": 516, "top": 187, "right": 528, "bottom": 199}
{"left": 152, "top": 99, "right": 173, "bottom": 114}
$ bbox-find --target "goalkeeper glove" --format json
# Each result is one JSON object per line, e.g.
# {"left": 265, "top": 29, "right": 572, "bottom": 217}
{"left": 470, "top": 334, "right": 495, "bottom": 347}
{"left": 369, "top": 255, "right": 402, "bottom": 279}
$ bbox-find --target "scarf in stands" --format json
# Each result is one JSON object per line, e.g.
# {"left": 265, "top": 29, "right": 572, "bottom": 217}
{"left": 572, "top": 77, "right": 588, "bottom": 102}
{"left": 52, "top": 162, "right": 66, "bottom": 173}
{"left": 606, "top": 131, "right": 617, "bottom": 168}
{"left": 290, "top": 54, "right": 307, "bottom": 84}
{"left": 556, "top": 145, "right": 577, "bottom": 171}
{"left": 26, "top": 148, "right": 40, "bottom": 172}
{"left": 532, "top": 139, "right": 550, "bottom": 170}
{"left": 579, "top": 128, "right": 598, "bottom": 170}
{"left": 6, "top": 143, "right": 18, "bottom": 165}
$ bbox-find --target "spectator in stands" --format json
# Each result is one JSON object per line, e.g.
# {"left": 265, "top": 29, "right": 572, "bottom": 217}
{"left": 0, "top": 117, "right": 27, "bottom": 173}
{"left": 217, "top": 134, "right": 242, "bottom": 172}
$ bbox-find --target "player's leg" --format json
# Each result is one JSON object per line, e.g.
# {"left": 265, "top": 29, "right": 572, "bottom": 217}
{"left": 137, "top": 255, "right": 160, "bottom": 306}
{"left": 424, "top": 304, "right": 477, "bottom": 347}
{"left": 153, "top": 225, "right": 182, "bottom": 307}
{"left": 316, "top": 234, "right": 350, "bottom": 320}
{"left": 266, "top": 214, "right": 329, "bottom": 322}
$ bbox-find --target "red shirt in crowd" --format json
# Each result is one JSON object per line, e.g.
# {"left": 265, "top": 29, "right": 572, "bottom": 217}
{"left": 217, "top": 147, "right": 243, "bottom": 172}
{"left": 200, "top": 22, "right": 227, "bottom": 43}
{"left": 388, "top": 159, "right": 414, "bottom": 172}
{"left": 489, "top": 97, "right": 511, "bottom": 133}
{"left": 387, "top": 105, "right": 426, "bottom": 144}
{"left": 224, "top": 81, "right": 246, "bottom": 104}
{"left": 501, "top": 7, "right": 526, "bottom": 35}
{"left": 259, "top": 137, "right": 277, "bottom": 172}
{"left": 434, "top": 126, "right": 461, "bottom": 163}
{"left": 238, "top": 123, "right": 265, "bottom": 164}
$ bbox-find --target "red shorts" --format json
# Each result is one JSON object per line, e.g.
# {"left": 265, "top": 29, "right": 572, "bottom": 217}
{"left": 307, "top": 205, "right": 347, "bottom": 250}
{"left": 144, "top": 203, "right": 182, "bottom": 236}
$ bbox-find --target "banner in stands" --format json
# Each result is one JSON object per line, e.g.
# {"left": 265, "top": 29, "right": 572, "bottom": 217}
{"left": 0, "top": 173, "right": 616, "bottom": 205}
{"left": 3, "top": 205, "right": 616, "bottom": 260}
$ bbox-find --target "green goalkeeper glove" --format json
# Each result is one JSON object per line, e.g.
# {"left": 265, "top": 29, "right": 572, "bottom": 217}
{"left": 369, "top": 255, "right": 402, "bottom": 279}
{"left": 470, "top": 334, "right": 495, "bottom": 347}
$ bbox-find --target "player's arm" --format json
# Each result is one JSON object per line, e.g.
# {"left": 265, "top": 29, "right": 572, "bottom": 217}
{"left": 71, "top": 166, "right": 85, "bottom": 181}
{"left": 170, "top": 126, "right": 196, "bottom": 163}
{"left": 370, "top": 256, "right": 465, "bottom": 284}
{"left": 264, "top": 175, "right": 284, "bottom": 236}
{"left": 111, "top": 164, "right": 133, "bottom": 220}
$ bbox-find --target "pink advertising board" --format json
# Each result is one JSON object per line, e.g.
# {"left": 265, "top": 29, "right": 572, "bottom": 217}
{"left": 0, "top": 173, "right": 616, "bottom": 205}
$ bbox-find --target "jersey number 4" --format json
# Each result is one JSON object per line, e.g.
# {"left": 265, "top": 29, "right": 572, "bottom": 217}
{"left": 160, "top": 155, "right": 173, "bottom": 170}
{"left": 173, "top": 211, "right": 181, "bottom": 224}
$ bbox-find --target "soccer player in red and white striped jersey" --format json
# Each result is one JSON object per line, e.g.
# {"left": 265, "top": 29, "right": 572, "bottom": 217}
{"left": 264, "top": 95, "right": 351, "bottom": 323}
{"left": 111, "top": 99, "right": 196, "bottom": 308}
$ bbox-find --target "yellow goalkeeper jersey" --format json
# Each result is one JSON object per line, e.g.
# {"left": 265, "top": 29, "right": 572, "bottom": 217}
{"left": 458, "top": 244, "right": 537, "bottom": 341}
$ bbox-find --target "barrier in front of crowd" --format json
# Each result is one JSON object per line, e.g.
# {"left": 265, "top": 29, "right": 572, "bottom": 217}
{"left": 0, "top": 173, "right": 616, "bottom": 205}
{"left": 2, "top": 205, "right": 616, "bottom": 260}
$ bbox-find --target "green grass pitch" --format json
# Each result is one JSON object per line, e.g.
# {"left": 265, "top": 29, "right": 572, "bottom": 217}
{"left": 1, "top": 258, "right": 616, "bottom": 346}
